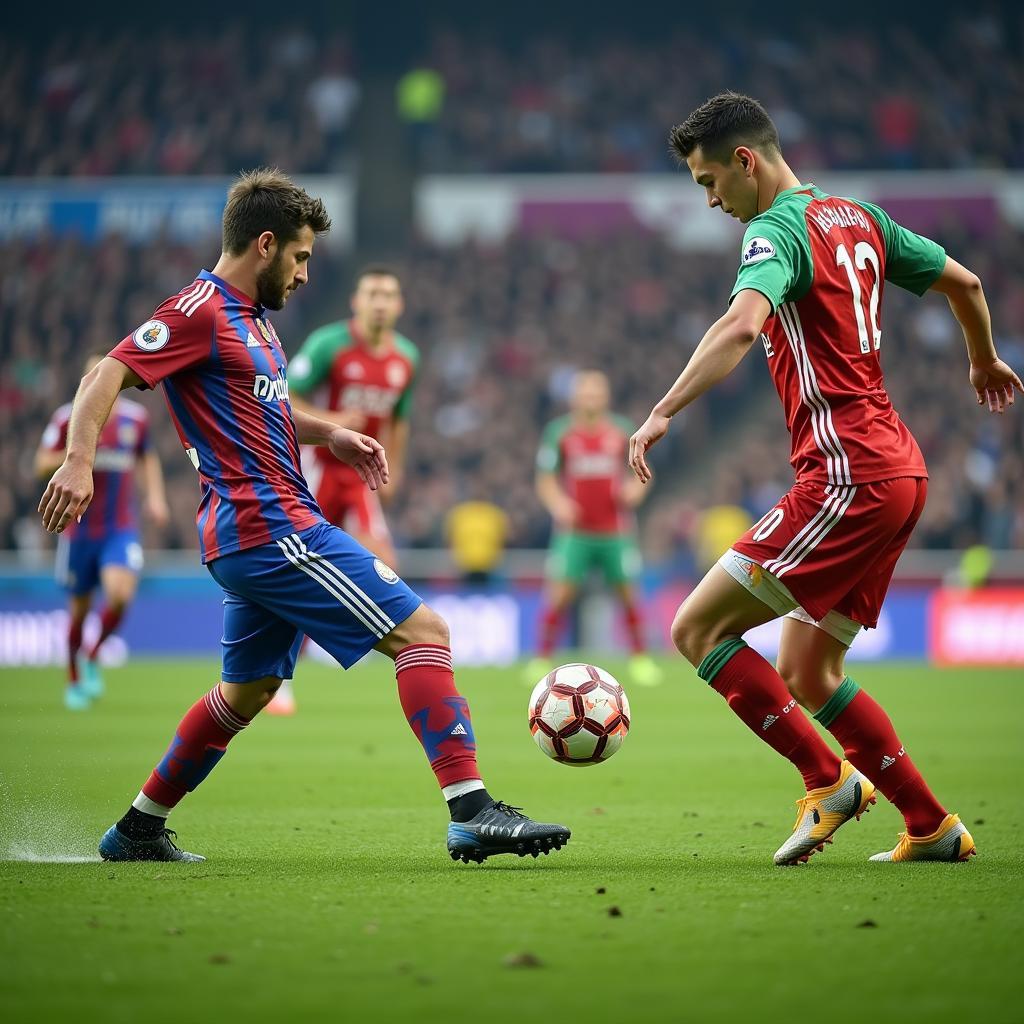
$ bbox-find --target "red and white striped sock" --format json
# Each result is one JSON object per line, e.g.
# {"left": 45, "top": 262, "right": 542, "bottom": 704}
{"left": 395, "top": 644, "right": 482, "bottom": 789}
{"left": 136, "top": 685, "right": 251, "bottom": 812}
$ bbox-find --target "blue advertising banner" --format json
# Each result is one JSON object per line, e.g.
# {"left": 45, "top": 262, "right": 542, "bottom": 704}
{"left": 0, "top": 572, "right": 928, "bottom": 667}
{"left": 0, "top": 177, "right": 353, "bottom": 247}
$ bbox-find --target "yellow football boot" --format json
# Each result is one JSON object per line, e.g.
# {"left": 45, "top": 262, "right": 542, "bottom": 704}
{"left": 869, "top": 813, "right": 976, "bottom": 863}
{"left": 774, "top": 760, "right": 876, "bottom": 866}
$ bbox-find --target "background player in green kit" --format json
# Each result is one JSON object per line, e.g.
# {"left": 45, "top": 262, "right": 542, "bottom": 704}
{"left": 528, "top": 370, "right": 661, "bottom": 686}
{"left": 629, "top": 92, "right": 1020, "bottom": 865}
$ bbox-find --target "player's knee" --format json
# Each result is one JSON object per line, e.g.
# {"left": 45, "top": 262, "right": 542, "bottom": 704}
{"left": 777, "top": 659, "right": 844, "bottom": 710}
{"left": 407, "top": 604, "right": 451, "bottom": 647}
{"left": 670, "top": 604, "right": 709, "bottom": 667}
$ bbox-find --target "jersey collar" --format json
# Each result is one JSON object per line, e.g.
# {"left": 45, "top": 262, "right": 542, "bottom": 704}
{"left": 198, "top": 270, "right": 265, "bottom": 314}
{"left": 770, "top": 182, "right": 818, "bottom": 208}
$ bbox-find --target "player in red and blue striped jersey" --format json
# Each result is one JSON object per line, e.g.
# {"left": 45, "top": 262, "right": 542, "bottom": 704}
{"left": 39, "top": 168, "right": 569, "bottom": 864}
{"left": 36, "top": 354, "right": 169, "bottom": 710}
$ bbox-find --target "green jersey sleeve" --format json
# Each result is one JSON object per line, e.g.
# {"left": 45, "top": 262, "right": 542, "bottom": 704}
{"left": 536, "top": 417, "right": 567, "bottom": 474}
{"left": 858, "top": 200, "right": 946, "bottom": 296}
{"left": 392, "top": 335, "right": 421, "bottom": 421}
{"left": 287, "top": 323, "right": 346, "bottom": 396}
{"left": 729, "top": 213, "right": 811, "bottom": 313}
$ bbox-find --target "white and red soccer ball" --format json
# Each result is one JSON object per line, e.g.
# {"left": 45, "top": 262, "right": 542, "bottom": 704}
{"left": 528, "top": 663, "right": 631, "bottom": 765}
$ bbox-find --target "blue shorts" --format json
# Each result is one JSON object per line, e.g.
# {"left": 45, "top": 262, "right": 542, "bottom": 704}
{"left": 56, "top": 531, "right": 144, "bottom": 596}
{"left": 206, "top": 521, "right": 422, "bottom": 683}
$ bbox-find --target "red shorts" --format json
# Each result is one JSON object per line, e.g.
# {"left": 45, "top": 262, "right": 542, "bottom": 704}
{"left": 732, "top": 476, "right": 927, "bottom": 627}
{"left": 315, "top": 473, "right": 391, "bottom": 542}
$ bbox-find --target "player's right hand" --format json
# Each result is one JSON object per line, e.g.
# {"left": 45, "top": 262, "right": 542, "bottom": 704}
{"left": 39, "top": 459, "right": 94, "bottom": 533}
{"left": 970, "top": 359, "right": 1021, "bottom": 413}
{"left": 629, "top": 412, "right": 671, "bottom": 483}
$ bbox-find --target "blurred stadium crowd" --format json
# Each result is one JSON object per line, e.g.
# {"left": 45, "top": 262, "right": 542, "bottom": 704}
{"left": 3, "top": 17, "right": 1021, "bottom": 177}
{"left": 407, "top": 19, "right": 1023, "bottom": 173}
{"left": 3, "top": 223, "right": 1021, "bottom": 559}
{"left": 0, "top": 29, "right": 359, "bottom": 176}
{"left": 2, "top": 12, "right": 1022, "bottom": 565}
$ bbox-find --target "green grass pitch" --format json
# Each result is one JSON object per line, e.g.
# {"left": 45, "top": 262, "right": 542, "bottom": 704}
{"left": 1, "top": 657, "right": 1021, "bottom": 1023}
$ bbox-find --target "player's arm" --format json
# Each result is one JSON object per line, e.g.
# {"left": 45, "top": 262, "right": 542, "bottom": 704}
{"left": 39, "top": 358, "right": 144, "bottom": 533}
{"left": 291, "top": 407, "right": 389, "bottom": 491}
{"left": 141, "top": 451, "right": 170, "bottom": 528}
{"left": 380, "top": 418, "right": 409, "bottom": 500}
{"left": 536, "top": 471, "right": 579, "bottom": 529}
{"left": 289, "top": 393, "right": 366, "bottom": 430}
{"left": 861, "top": 199, "right": 1021, "bottom": 413}
{"left": 929, "top": 257, "right": 1021, "bottom": 413}
{"left": 535, "top": 421, "right": 578, "bottom": 527}
{"left": 629, "top": 290, "right": 771, "bottom": 483}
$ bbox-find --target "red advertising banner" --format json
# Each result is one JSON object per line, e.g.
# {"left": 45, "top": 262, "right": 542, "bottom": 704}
{"left": 929, "top": 588, "right": 1024, "bottom": 666}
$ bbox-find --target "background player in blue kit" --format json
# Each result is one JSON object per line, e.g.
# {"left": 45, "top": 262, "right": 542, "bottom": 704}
{"left": 36, "top": 354, "right": 169, "bottom": 709}
{"left": 39, "top": 168, "right": 571, "bottom": 864}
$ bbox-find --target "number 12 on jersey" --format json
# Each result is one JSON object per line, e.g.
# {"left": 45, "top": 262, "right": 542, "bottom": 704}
{"left": 835, "top": 241, "right": 882, "bottom": 354}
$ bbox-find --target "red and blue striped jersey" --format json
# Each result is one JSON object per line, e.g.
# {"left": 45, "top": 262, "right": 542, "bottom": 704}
{"left": 41, "top": 399, "right": 150, "bottom": 541}
{"left": 109, "top": 270, "right": 323, "bottom": 563}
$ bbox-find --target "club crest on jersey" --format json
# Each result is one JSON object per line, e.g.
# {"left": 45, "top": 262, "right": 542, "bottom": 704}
{"left": 374, "top": 559, "right": 399, "bottom": 584}
{"left": 253, "top": 372, "right": 289, "bottom": 403}
{"left": 741, "top": 237, "right": 776, "bottom": 265}
{"left": 256, "top": 319, "right": 273, "bottom": 344}
{"left": 133, "top": 320, "right": 169, "bottom": 352}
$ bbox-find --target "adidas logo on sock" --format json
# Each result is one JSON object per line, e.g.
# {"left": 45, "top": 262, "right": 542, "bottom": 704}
{"left": 880, "top": 754, "right": 896, "bottom": 770}
{"left": 762, "top": 714, "right": 778, "bottom": 731}
{"left": 450, "top": 723, "right": 468, "bottom": 737}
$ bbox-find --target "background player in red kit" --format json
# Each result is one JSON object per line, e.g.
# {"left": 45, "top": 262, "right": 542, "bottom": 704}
{"left": 36, "top": 353, "right": 169, "bottom": 709}
{"left": 39, "top": 168, "right": 569, "bottom": 865}
{"left": 529, "top": 370, "right": 661, "bottom": 686}
{"left": 629, "top": 93, "right": 1021, "bottom": 865}
{"left": 268, "top": 267, "right": 418, "bottom": 714}
{"left": 288, "top": 266, "right": 417, "bottom": 567}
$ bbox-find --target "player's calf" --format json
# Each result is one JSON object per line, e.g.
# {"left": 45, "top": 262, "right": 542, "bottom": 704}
{"left": 99, "top": 682, "right": 254, "bottom": 862}
{"left": 381, "top": 604, "right": 572, "bottom": 862}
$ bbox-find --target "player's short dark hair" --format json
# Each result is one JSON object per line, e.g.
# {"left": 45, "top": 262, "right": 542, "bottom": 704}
{"left": 353, "top": 264, "right": 401, "bottom": 290}
{"left": 222, "top": 168, "right": 331, "bottom": 256}
{"left": 668, "top": 92, "right": 781, "bottom": 164}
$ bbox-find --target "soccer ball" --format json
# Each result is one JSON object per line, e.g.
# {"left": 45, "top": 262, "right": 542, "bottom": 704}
{"left": 528, "top": 663, "right": 631, "bottom": 766}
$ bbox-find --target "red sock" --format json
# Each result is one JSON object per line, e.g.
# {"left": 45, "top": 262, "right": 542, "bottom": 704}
{"left": 395, "top": 644, "right": 480, "bottom": 788}
{"left": 700, "top": 640, "right": 841, "bottom": 791}
{"left": 623, "top": 604, "right": 645, "bottom": 654}
{"left": 539, "top": 607, "right": 563, "bottom": 656}
{"left": 86, "top": 606, "right": 125, "bottom": 661}
{"left": 824, "top": 688, "right": 947, "bottom": 836}
{"left": 141, "top": 686, "right": 250, "bottom": 809}
{"left": 67, "top": 616, "right": 84, "bottom": 683}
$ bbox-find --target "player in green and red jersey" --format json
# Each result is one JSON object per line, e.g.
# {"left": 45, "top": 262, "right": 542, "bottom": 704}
{"left": 528, "top": 370, "right": 661, "bottom": 687}
{"left": 288, "top": 266, "right": 418, "bottom": 567}
{"left": 267, "top": 266, "right": 418, "bottom": 713}
{"left": 629, "top": 92, "right": 1020, "bottom": 865}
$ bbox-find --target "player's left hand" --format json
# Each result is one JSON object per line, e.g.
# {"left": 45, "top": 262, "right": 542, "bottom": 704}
{"left": 629, "top": 412, "right": 671, "bottom": 484}
{"left": 328, "top": 428, "right": 390, "bottom": 490}
{"left": 970, "top": 359, "right": 1022, "bottom": 414}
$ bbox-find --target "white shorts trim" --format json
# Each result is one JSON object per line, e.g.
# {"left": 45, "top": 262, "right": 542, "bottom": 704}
{"left": 784, "top": 607, "right": 862, "bottom": 648}
{"left": 718, "top": 548, "right": 862, "bottom": 648}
